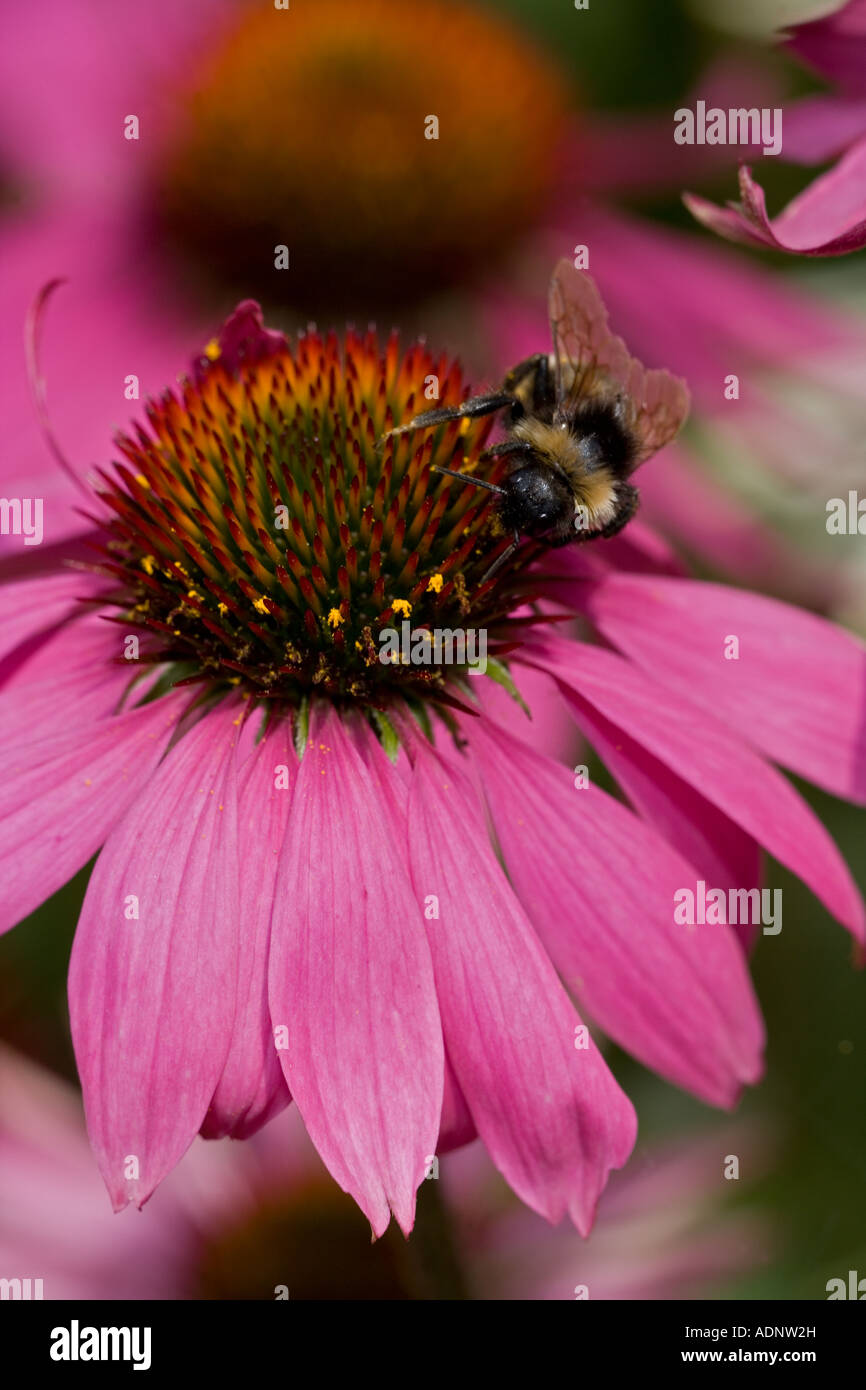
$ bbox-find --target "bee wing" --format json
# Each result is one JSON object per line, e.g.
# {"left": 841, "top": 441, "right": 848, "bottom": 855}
{"left": 548, "top": 259, "right": 690, "bottom": 470}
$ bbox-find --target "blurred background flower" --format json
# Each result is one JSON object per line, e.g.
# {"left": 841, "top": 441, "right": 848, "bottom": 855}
{"left": 0, "top": 1045, "right": 776, "bottom": 1300}
{"left": 686, "top": 0, "right": 866, "bottom": 255}
{"left": 1, "top": 0, "right": 865, "bottom": 1300}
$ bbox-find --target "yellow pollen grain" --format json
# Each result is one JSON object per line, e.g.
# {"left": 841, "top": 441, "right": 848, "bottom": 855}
{"left": 253, "top": 596, "right": 269, "bottom": 614}
{"left": 327, "top": 608, "right": 345, "bottom": 628}
{"left": 141, "top": 555, "right": 156, "bottom": 575}
{"left": 392, "top": 598, "right": 412, "bottom": 617}
{"left": 426, "top": 574, "right": 444, "bottom": 593}
{"left": 134, "top": 473, "right": 150, "bottom": 489}
{"left": 204, "top": 338, "right": 221, "bottom": 361}
{"left": 186, "top": 589, "right": 202, "bottom": 602}
{"left": 217, "top": 602, "right": 228, "bottom": 614}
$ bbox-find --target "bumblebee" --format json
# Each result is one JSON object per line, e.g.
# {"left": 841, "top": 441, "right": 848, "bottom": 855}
{"left": 383, "top": 259, "right": 690, "bottom": 579}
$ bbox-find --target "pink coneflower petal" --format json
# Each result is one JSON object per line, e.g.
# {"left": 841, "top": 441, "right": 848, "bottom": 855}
{"left": 268, "top": 704, "right": 443, "bottom": 1238}
{"left": 521, "top": 632, "right": 865, "bottom": 942}
{"left": 0, "top": 693, "right": 184, "bottom": 934}
{"left": 201, "top": 723, "right": 293, "bottom": 1139}
{"left": 543, "top": 679, "right": 763, "bottom": 951}
{"left": 477, "top": 641, "right": 577, "bottom": 764}
{"left": 405, "top": 735, "right": 637, "bottom": 1234}
{"left": 68, "top": 700, "right": 243, "bottom": 1210}
{"left": 0, "top": 615, "right": 137, "bottom": 727}
{"left": 466, "top": 717, "right": 765, "bottom": 1108}
{"left": 573, "top": 573, "right": 866, "bottom": 805}
{"left": 786, "top": 0, "right": 866, "bottom": 97}
{"left": 0, "top": 570, "right": 97, "bottom": 667}
{"left": 684, "top": 150, "right": 866, "bottom": 257}
{"left": 781, "top": 94, "right": 866, "bottom": 163}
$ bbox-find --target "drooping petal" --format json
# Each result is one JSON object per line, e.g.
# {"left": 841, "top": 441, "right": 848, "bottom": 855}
{"left": 571, "top": 573, "right": 866, "bottom": 806}
{"left": 201, "top": 721, "right": 293, "bottom": 1139}
{"left": 406, "top": 736, "right": 637, "bottom": 1233}
{"left": 68, "top": 700, "right": 243, "bottom": 1210}
{"left": 465, "top": 716, "right": 765, "bottom": 1107}
{"left": 267, "top": 704, "right": 443, "bottom": 1237}
{"left": 477, "top": 654, "right": 578, "bottom": 765}
{"left": 0, "top": 570, "right": 99, "bottom": 670}
{"left": 0, "top": 692, "right": 185, "bottom": 933}
{"left": 684, "top": 150, "right": 866, "bottom": 257}
{"left": 541, "top": 680, "right": 764, "bottom": 951}
{"left": 0, "top": 616, "right": 137, "bottom": 745}
{"left": 521, "top": 632, "right": 865, "bottom": 942}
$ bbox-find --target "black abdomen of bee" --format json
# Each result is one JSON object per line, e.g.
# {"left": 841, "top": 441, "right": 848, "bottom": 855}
{"left": 572, "top": 400, "right": 638, "bottom": 476}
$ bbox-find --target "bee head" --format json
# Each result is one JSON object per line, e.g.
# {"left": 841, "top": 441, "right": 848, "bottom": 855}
{"left": 497, "top": 462, "right": 573, "bottom": 539}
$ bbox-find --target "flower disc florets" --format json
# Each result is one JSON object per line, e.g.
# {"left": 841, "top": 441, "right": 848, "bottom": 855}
{"left": 93, "top": 305, "right": 535, "bottom": 715}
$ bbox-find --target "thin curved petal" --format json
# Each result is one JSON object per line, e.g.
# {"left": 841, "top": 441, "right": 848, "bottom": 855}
{"left": 267, "top": 705, "right": 443, "bottom": 1237}
{"left": 466, "top": 716, "right": 765, "bottom": 1108}
{"left": 0, "top": 209, "right": 208, "bottom": 540}
{"left": 406, "top": 738, "right": 636, "bottom": 1233}
{"left": 68, "top": 701, "right": 242, "bottom": 1210}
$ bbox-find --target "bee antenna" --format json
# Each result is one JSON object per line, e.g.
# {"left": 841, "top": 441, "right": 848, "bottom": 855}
{"left": 432, "top": 464, "right": 504, "bottom": 494}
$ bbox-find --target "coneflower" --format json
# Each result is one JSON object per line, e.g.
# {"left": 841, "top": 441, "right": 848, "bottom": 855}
{"left": 1, "top": 288, "right": 863, "bottom": 1238}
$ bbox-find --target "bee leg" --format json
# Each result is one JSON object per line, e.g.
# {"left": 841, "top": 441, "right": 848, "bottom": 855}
{"left": 481, "top": 530, "right": 522, "bottom": 584}
{"left": 479, "top": 439, "right": 535, "bottom": 463}
{"left": 380, "top": 391, "right": 517, "bottom": 442}
{"left": 595, "top": 484, "right": 640, "bottom": 539}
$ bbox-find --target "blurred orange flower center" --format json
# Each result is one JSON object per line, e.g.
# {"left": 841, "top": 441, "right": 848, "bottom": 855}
{"left": 155, "top": 0, "right": 570, "bottom": 307}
